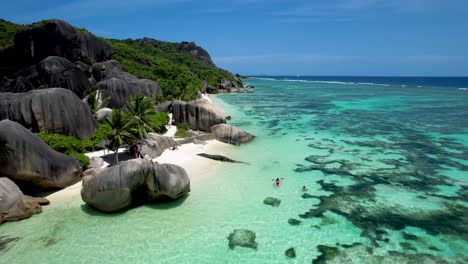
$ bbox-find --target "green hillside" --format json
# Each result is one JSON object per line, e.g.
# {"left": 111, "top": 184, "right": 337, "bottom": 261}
{"left": 107, "top": 38, "right": 239, "bottom": 101}
{"left": 0, "top": 19, "right": 240, "bottom": 101}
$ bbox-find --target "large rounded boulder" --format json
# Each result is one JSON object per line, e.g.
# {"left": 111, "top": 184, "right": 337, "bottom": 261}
{"left": 139, "top": 133, "right": 176, "bottom": 159}
{"left": 91, "top": 60, "right": 137, "bottom": 82}
{"left": 171, "top": 99, "right": 226, "bottom": 132}
{"left": 81, "top": 159, "right": 190, "bottom": 212}
{"left": 0, "top": 178, "right": 49, "bottom": 224}
{"left": 211, "top": 124, "right": 255, "bottom": 145}
{"left": 96, "top": 77, "right": 162, "bottom": 108}
{"left": 0, "top": 88, "right": 98, "bottom": 139}
{"left": 0, "top": 56, "right": 92, "bottom": 97}
{"left": 0, "top": 120, "right": 82, "bottom": 192}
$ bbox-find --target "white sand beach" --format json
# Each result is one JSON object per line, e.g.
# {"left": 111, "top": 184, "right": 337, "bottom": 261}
{"left": 46, "top": 140, "right": 232, "bottom": 204}
{"left": 46, "top": 94, "right": 232, "bottom": 204}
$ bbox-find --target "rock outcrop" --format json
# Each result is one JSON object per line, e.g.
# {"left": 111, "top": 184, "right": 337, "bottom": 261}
{"left": 201, "top": 80, "right": 219, "bottom": 94}
{"left": 91, "top": 60, "right": 136, "bottom": 82}
{"left": 0, "top": 120, "right": 82, "bottom": 192}
{"left": 227, "top": 229, "right": 258, "bottom": 250}
{"left": 0, "top": 88, "right": 98, "bottom": 139}
{"left": 211, "top": 124, "right": 255, "bottom": 145}
{"left": 13, "top": 19, "right": 111, "bottom": 66}
{"left": 81, "top": 159, "right": 190, "bottom": 212}
{"left": 93, "top": 61, "right": 163, "bottom": 108}
{"left": 171, "top": 99, "right": 226, "bottom": 132}
{"left": 139, "top": 38, "right": 216, "bottom": 67}
{"left": 139, "top": 133, "right": 176, "bottom": 159}
{"left": 176, "top": 41, "right": 216, "bottom": 67}
{"left": 0, "top": 178, "right": 49, "bottom": 224}
{"left": 0, "top": 56, "right": 92, "bottom": 97}
{"left": 95, "top": 107, "right": 113, "bottom": 122}
{"left": 220, "top": 78, "right": 234, "bottom": 90}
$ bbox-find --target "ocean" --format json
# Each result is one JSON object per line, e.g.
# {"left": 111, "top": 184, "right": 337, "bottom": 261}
{"left": 1, "top": 76, "right": 467, "bottom": 263}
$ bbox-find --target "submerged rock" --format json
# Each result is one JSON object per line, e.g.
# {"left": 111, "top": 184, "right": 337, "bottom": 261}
{"left": 171, "top": 99, "right": 226, "bottom": 132}
{"left": 0, "top": 178, "right": 49, "bottom": 224}
{"left": 227, "top": 229, "right": 258, "bottom": 250}
{"left": 288, "top": 218, "right": 302, "bottom": 226}
{"left": 81, "top": 159, "right": 190, "bottom": 212}
{"left": 0, "top": 120, "right": 82, "bottom": 192}
{"left": 313, "top": 243, "right": 461, "bottom": 264}
{"left": 211, "top": 124, "right": 255, "bottom": 145}
{"left": 263, "top": 197, "right": 281, "bottom": 207}
{"left": 0, "top": 88, "right": 98, "bottom": 139}
{"left": 197, "top": 153, "right": 249, "bottom": 164}
{"left": 285, "top": 247, "right": 296, "bottom": 258}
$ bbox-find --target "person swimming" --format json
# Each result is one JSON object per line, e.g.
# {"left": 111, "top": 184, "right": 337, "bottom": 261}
{"left": 302, "top": 186, "right": 308, "bottom": 191}
{"left": 272, "top": 178, "right": 284, "bottom": 187}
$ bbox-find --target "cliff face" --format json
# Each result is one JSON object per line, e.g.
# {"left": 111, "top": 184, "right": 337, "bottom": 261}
{"left": 0, "top": 19, "right": 112, "bottom": 76}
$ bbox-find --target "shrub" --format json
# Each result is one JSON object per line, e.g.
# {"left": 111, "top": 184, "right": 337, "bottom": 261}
{"left": 148, "top": 112, "right": 169, "bottom": 133}
{"left": 68, "top": 152, "right": 90, "bottom": 169}
{"left": 175, "top": 123, "right": 191, "bottom": 138}
{"left": 35, "top": 124, "right": 112, "bottom": 168}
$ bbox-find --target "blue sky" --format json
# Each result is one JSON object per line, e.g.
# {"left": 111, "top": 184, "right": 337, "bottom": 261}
{"left": 1, "top": 0, "right": 468, "bottom": 76}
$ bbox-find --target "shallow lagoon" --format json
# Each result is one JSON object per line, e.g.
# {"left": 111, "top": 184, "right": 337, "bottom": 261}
{"left": 1, "top": 78, "right": 467, "bottom": 263}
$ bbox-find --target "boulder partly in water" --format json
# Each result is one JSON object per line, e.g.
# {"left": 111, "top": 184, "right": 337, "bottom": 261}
{"left": 211, "top": 124, "right": 255, "bottom": 145}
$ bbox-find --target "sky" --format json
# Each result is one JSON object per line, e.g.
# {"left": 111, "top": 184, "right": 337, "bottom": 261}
{"left": 1, "top": 0, "right": 468, "bottom": 76}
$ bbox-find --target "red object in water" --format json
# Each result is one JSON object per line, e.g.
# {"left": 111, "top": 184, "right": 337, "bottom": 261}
{"left": 275, "top": 180, "right": 281, "bottom": 186}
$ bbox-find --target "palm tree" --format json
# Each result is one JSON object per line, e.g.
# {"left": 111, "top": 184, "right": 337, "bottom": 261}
{"left": 86, "top": 89, "right": 111, "bottom": 117}
{"left": 125, "top": 94, "right": 159, "bottom": 140}
{"left": 105, "top": 109, "right": 135, "bottom": 163}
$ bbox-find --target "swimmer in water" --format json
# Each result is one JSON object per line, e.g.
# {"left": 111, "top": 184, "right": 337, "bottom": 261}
{"left": 272, "top": 177, "right": 284, "bottom": 187}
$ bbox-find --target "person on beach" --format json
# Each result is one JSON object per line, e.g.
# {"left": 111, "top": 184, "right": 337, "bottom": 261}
{"left": 171, "top": 144, "right": 178, "bottom": 151}
{"left": 302, "top": 186, "right": 308, "bottom": 191}
{"left": 133, "top": 144, "right": 139, "bottom": 158}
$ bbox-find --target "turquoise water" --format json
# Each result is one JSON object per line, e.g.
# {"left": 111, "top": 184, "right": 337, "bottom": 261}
{"left": 1, "top": 79, "right": 468, "bottom": 263}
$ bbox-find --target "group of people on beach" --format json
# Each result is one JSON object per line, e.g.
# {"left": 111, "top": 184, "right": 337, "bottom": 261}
{"left": 272, "top": 177, "right": 308, "bottom": 191}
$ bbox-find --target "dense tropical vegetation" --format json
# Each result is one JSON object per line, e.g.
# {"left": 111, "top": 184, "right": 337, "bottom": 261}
{"left": 0, "top": 19, "right": 242, "bottom": 101}
{"left": 36, "top": 123, "right": 113, "bottom": 168}
{"left": 107, "top": 38, "right": 240, "bottom": 101}
{"left": 36, "top": 95, "right": 169, "bottom": 166}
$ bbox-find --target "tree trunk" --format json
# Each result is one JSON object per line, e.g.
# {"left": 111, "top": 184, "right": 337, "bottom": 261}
{"left": 114, "top": 149, "right": 119, "bottom": 163}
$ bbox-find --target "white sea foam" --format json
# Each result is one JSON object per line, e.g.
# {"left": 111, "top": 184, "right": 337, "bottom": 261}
{"left": 256, "top": 77, "right": 276, "bottom": 81}
{"left": 458, "top": 88, "right": 468, "bottom": 91}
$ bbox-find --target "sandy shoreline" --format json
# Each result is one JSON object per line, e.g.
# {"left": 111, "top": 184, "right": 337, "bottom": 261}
{"left": 46, "top": 96, "right": 233, "bottom": 205}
